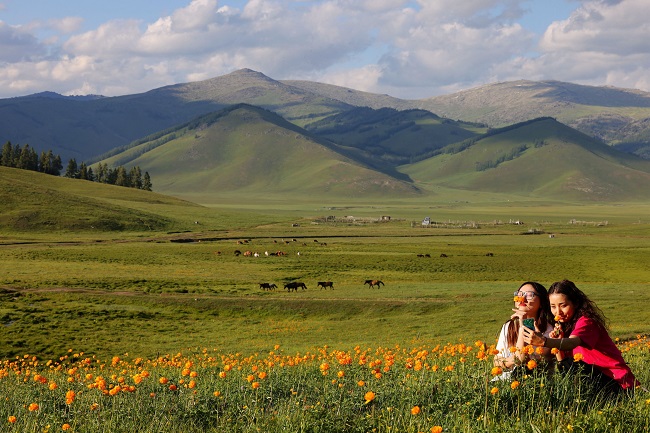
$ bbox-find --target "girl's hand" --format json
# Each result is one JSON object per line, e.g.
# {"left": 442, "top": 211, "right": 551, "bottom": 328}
{"left": 521, "top": 327, "right": 545, "bottom": 346}
{"left": 549, "top": 323, "right": 563, "bottom": 339}
{"left": 510, "top": 308, "right": 527, "bottom": 321}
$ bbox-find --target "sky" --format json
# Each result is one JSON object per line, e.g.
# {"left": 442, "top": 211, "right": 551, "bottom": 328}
{"left": 1, "top": 0, "right": 649, "bottom": 100}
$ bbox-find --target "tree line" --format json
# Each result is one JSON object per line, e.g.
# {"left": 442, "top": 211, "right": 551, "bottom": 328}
{"left": 1, "top": 141, "right": 152, "bottom": 191}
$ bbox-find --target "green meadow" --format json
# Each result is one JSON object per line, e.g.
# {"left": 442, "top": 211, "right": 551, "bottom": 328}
{"left": 2, "top": 167, "right": 650, "bottom": 432}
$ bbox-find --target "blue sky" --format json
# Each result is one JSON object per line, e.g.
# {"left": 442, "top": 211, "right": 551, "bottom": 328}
{"left": 1, "top": 0, "right": 648, "bottom": 99}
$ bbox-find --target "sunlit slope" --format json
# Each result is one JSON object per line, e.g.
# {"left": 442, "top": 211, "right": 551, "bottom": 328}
{"left": 402, "top": 118, "right": 650, "bottom": 201}
{"left": 0, "top": 166, "right": 210, "bottom": 232}
{"left": 100, "top": 105, "right": 421, "bottom": 202}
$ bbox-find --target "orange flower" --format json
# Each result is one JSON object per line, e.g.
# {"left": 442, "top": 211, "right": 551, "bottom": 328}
{"left": 490, "top": 387, "right": 499, "bottom": 395}
{"left": 491, "top": 366, "right": 503, "bottom": 376}
{"left": 430, "top": 427, "right": 443, "bottom": 433}
{"left": 252, "top": 381, "right": 260, "bottom": 389}
{"left": 337, "top": 370, "right": 345, "bottom": 378}
{"left": 62, "top": 423, "right": 71, "bottom": 430}
{"left": 257, "top": 372, "right": 267, "bottom": 380}
{"left": 513, "top": 296, "right": 525, "bottom": 303}
{"left": 169, "top": 384, "right": 177, "bottom": 391}
{"left": 66, "top": 390, "right": 76, "bottom": 405}
{"left": 8, "top": 416, "right": 17, "bottom": 423}
{"left": 526, "top": 360, "right": 537, "bottom": 370}
{"left": 159, "top": 377, "right": 169, "bottom": 385}
{"left": 246, "top": 374, "right": 255, "bottom": 382}
{"left": 28, "top": 403, "right": 39, "bottom": 412}
{"left": 213, "top": 391, "right": 221, "bottom": 397}
{"left": 551, "top": 348, "right": 559, "bottom": 355}
{"left": 510, "top": 380, "right": 520, "bottom": 390}
{"left": 573, "top": 353, "right": 584, "bottom": 362}
{"left": 411, "top": 406, "right": 421, "bottom": 415}
{"left": 90, "top": 403, "right": 99, "bottom": 411}
{"left": 218, "top": 371, "right": 227, "bottom": 379}
{"left": 364, "top": 391, "right": 376, "bottom": 404}
{"left": 554, "top": 315, "right": 561, "bottom": 322}
{"left": 188, "top": 380, "right": 196, "bottom": 389}
{"left": 49, "top": 382, "right": 58, "bottom": 391}
{"left": 357, "top": 380, "right": 365, "bottom": 387}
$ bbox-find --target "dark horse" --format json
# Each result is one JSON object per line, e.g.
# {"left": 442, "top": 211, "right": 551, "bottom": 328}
{"left": 284, "top": 281, "right": 307, "bottom": 292}
{"left": 259, "top": 282, "right": 277, "bottom": 291}
{"left": 364, "top": 279, "right": 384, "bottom": 289}
{"left": 317, "top": 281, "right": 334, "bottom": 289}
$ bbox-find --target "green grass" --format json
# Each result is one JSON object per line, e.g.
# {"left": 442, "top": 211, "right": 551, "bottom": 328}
{"left": 2, "top": 170, "right": 650, "bottom": 432}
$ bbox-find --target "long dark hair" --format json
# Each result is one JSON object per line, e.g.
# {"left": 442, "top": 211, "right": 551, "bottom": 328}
{"left": 506, "top": 281, "right": 551, "bottom": 348}
{"left": 548, "top": 279, "right": 608, "bottom": 335}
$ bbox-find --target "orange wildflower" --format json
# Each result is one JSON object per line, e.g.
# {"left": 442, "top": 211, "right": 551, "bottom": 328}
{"left": 66, "top": 390, "right": 76, "bottom": 404}
{"left": 573, "top": 353, "right": 584, "bottom": 362}
{"left": 252, "top": 381, "right": 260, "bottom": 389}
{"left": 364, "top": 391, "right": 376, "bottom": 404}
{"left": 551, "top": 348, "right": 559, "bottom": 355}
{"left": 526, "top": 360, "right": 537, "bottom": 370}
{"left": 62, "top": 423, "right": 71, "bottom": 430}
{"left": 28, "top": 403, "right": 39, "bottom": 412}
{"left": 431, "top": 427, "right": 443, "bottom": 433}
{"left": 357, "top": 380, "right": 365, "bottom": 387}
{"left": 490, "top": 387, "right": 499, "bottom": 395}
{"left": 411, "top": 406, "right": 421, "bottom": 415}
{"left": 159, "top": 377, "right": 169, "bottom": 385}
{"left": 8, "top": 416, "right": 17, "bottom": 423}
{"left": 491, "top": 366, "right": 503, "bottom": 376}
{"left": 511, "top": 381, "right": 520, "bottom": 390}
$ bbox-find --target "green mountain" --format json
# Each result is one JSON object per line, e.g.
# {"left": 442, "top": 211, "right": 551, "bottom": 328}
{"left": 0, "top": 69, "right": 352, "bottom": 163}
{"left": 304, "top": 107, "right": 485, "bottom": 168}
{"left": 4, "top": 70, "right": 650, "bottom": 164}
{"left": 401, "top": 118, "right": 650, "bottom": 201}
{"left": 97, "top": 104, "right": 421, "bottom": 202}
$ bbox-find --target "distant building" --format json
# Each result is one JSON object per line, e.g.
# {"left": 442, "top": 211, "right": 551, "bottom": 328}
{"left": 422, "top": 217, "right": 431, "bottom": 226}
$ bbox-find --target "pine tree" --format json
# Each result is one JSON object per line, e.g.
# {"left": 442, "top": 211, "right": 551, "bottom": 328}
{"left": 142, "top": 172, "right": 153, "bottom": 191}
{"left": 115, "top": 166, "right": 129, "bottom": 187}
{"left": 1, "top": 142, "right": 13, "bottom": 166}
{"left": 65, "top": 158, "right": 78, "bottom": 178}
{"left": 78, "top": 162, "right": 89, "bottom": 180}
{"left": 52, "top": 155, "right": 63, "bottom": 176}
{"left": 129, "top": 166, "right": 143, "bottom": 189}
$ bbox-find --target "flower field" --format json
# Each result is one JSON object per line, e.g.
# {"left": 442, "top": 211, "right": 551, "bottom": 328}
{"left": 2, "top": 337, "right": 649, "bottom": 433}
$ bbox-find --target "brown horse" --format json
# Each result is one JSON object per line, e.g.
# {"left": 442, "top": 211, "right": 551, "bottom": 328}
{"left": 284, "top": 282, "right": 307, "bottom": 292}
{"left": 259, "top": 283, "right": 277, "bottom": 291}
{"left": 317, "top": 281, "right": 334, "bottom": 289}
{"left": 364, "top": 279, "right": 384, "bottom": 289}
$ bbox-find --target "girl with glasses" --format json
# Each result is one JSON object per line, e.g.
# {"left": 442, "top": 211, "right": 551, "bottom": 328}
{"left": 493, "top": 281, "right": 553, "bottom": 379}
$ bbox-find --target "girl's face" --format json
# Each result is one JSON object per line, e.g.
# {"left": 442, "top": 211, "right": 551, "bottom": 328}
{"left": 549, "top": 293, "right": 575, "bottom": 322}
{"left": 514, "top": 283, "right": 541, "bottom": 318}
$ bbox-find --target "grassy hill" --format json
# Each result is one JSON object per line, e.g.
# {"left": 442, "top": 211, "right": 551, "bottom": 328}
{"left": 0, "top": 166, "right": 221, "bottom": 233}
{"left": 402, "top": 118, "right": 650, "bottom": 201}
{"left": 97, "top": 104, "right": 421, "bottom": 203}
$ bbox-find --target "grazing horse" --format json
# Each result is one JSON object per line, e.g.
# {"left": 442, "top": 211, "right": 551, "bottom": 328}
{"left": 364, "top": 279, "right": 384, "bottom": 289}
{"left": 259, "top": 282, "right": 277, "bottom": 291}
{"left": 317, "top": 281, "right": 334, "bottom": 290}
{"left": 284, "top": 282, "right": 307, "bottom": 292}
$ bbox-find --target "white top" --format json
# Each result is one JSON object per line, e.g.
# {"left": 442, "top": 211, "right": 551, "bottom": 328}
{"left": 492, "top": 321, "right": 552, "bottom": 381}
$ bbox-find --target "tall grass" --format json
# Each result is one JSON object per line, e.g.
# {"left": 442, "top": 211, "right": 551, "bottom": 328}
{"left": 1, "top": 337, "right": 648, "bottom": 433}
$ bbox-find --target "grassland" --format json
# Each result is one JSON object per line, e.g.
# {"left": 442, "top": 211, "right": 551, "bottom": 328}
{"left": 2, "top": 169, "right": 650, "bottom": 432}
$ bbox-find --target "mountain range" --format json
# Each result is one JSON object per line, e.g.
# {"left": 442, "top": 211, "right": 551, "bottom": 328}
{"left": 2, "top": 68, "right": 650, "bottom": 203}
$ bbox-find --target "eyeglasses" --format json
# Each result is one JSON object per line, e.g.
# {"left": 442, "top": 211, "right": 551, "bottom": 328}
{"left": 513, "top": 291, "right": 538, "bottom": 300}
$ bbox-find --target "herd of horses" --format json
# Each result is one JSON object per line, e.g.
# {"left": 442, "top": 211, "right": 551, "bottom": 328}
{"left": 258, "top": 280, "right": 384, "bottom": 292}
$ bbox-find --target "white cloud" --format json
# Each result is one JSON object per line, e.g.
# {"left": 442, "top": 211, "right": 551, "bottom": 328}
{"left": 0, "top": 0, "right": 649, "bottom": 99}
